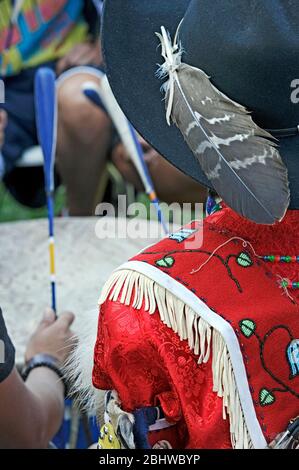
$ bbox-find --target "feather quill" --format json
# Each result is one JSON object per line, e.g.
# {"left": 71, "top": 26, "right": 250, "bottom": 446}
{"left": 156, "top": 26, "right": 290, "bottom": 224}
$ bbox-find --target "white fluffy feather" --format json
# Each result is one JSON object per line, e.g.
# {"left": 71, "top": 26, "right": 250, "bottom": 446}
{"left": 63, "top": 308, "right": 106, "bottom": 418}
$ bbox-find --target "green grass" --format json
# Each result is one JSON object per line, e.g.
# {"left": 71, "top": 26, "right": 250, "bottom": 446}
{"left": 0, "top": 181, "right": 194, "bottom": 225}
{"left": 0, "top": 183, "right": 66, "bottom": 223}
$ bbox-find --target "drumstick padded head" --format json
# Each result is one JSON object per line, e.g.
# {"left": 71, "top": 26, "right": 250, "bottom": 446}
{"left": 34, "top": 67, "right": 57, "bottom": 193}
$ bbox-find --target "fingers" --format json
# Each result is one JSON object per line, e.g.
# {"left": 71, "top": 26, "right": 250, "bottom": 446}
{"left": 38, "top": 308, "right": 56, "bottom": 329}
{"left": 37, "top": 309, "right": 75, "bottom": 335}
{"left": 111, "top": 143, "right": 130, "bottom": 163}
{"left": 56, "top": 43, "right": 101, "bottom": 75}
{"left": 56, "top": 57, "right": 69, "bottom": 75}
{"left": 65, "top": 43, "right": 90, "bottom": 63}
{"left": 70, "top": 48, "right": 94, "bottom": 65}
{"left": 56, "top": 51, "right": 80, "bottom": 74}
{"left": 65, "top": 43, "right": 101, "bottom": 66}
{"left": 55, "top": 311, "right": 75, "bottom": 332}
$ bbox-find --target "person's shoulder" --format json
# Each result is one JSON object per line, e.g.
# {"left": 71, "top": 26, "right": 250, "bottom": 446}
{"left": 98, "top": 205, "right": 254, "bottom": 314}
{"left": 129, "top": 208, "right": 230, "bottom": 266}
{"left": 119, "top": 205, "right": 258, "bottom": 304}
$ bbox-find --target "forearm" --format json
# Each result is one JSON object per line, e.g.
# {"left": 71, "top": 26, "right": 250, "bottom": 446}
{"left": 0, "top": 368, "right": 64, "bottom": 449}
{"left": 25, "top": 368, "right": 65, "bottom": 446}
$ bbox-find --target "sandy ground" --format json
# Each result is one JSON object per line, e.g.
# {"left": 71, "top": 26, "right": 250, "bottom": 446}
{"left": 0, "top": 216, "right": 163, "bottom": 364}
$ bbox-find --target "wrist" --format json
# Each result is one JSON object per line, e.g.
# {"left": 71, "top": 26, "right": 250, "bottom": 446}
{"left": 26, "top": 366, "right": 65, "bottom": 396}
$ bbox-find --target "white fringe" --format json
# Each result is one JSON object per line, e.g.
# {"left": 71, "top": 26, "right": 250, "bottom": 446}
{"left": 99, "top": 269, "right": 253, "bottom": 449}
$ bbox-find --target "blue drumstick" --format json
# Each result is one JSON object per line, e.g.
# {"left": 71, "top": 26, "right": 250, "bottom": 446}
{"left": 34, "top": 67, "right": 57, "bottom": 315}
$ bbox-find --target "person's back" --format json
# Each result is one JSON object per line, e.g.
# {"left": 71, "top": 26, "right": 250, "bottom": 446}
{"left": 68, "top": 0, "right": 299, "bottom": 450}
{"left": 89, "top": 205, "right": 299, "bottom": 449}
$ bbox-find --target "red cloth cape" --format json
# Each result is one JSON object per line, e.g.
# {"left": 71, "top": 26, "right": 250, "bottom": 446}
{"left": 93, "top": 207, "right": 299, "bottom": 448}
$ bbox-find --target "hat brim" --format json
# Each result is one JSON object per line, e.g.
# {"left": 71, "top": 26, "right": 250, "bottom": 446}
{"left": 102, "top": 0, "right": 210, "bottom": 189}
{"left": 102, "top": 0, "right": 299, "bottom": 208}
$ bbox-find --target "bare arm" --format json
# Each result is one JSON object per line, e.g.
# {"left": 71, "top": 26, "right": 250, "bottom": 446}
{"left": 0, "top": 310, "right": 75, "bottom": 449}
{"left": 0, "top": 367, "right": 64, "bottom": 449}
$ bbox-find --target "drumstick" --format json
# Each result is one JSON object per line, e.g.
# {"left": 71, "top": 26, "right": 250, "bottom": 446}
{"left": 82, "top": 78, "right": 169, "bottom": 235}
{"left": 34, "top": 67, "right": 57, "bottom": 315}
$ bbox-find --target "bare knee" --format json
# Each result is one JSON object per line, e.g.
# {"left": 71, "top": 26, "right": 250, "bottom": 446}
{"left": 57, "top": 73, "right": 111, "bottom": 145}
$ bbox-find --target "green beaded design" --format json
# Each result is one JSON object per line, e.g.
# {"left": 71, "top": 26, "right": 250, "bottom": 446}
{"left": 236, "top": 252, "right": 253, "bottom": 268}
{"left": 156, "top": 256, "right": 175, "bottom": 268}
{"left": 259, "top": 388, "right": 276, "bottom": 407}
{"left": 239, "top": 319, "right": 256, "bottom": 338}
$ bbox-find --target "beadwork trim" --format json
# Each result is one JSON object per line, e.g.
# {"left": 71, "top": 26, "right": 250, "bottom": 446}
{"left": 263, "top": 255, "right": 299, "bottom": 263}
{"left": 280, "top": 279, "right": 299, "bottom": 290}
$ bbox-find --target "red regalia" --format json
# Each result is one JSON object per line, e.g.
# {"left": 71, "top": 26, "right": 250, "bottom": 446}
{"left": 92, "top": 206, "right": 299, "bottom": 449}
{"left": 68, "top": 0, "right": 299, "bottom": 451}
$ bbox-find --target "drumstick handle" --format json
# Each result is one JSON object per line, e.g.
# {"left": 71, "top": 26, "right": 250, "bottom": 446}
{"left": 47, "top": 194, "right": 57, "bottom": 316}
{"left": 127, "top": 124, "right": 168, "bottom": 235}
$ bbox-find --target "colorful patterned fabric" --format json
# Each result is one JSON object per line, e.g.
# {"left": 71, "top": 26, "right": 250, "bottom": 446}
{"left": 0, "top": 0, "right": 89, "bottom": 76}
{"left": 93, "top": 207, "right": 299, "bottom": 448}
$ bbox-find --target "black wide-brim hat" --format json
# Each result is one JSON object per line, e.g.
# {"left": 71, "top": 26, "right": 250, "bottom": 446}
{"left": 102, "top": 0, "right": 299, "bottom": 210}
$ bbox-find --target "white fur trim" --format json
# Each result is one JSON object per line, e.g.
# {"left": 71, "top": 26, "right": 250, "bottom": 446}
{"left": 63, "top": 308, "right": 105, "bottom": 422}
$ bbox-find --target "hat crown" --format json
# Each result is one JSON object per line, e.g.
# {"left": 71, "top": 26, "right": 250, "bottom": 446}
{"left": 179, "top": 0, "right": 299, "bottom": 129}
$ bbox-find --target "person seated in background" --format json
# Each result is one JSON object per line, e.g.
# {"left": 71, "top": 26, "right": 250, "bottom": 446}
{"left": 0, "top": 0, "right": 111, "bottom": 215}
{"left": 0, "top": 307, "right": 74, "bottom": 448}
{"left": 111, "top": 137, "right": 207, "bottom": 206}
{"left": 0, "top": 0, "right": 205, "bottom": 216}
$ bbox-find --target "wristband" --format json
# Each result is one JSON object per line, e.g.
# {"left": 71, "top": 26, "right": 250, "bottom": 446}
{"left": 22, "top": 353, "right": 66, "bottom": 393}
